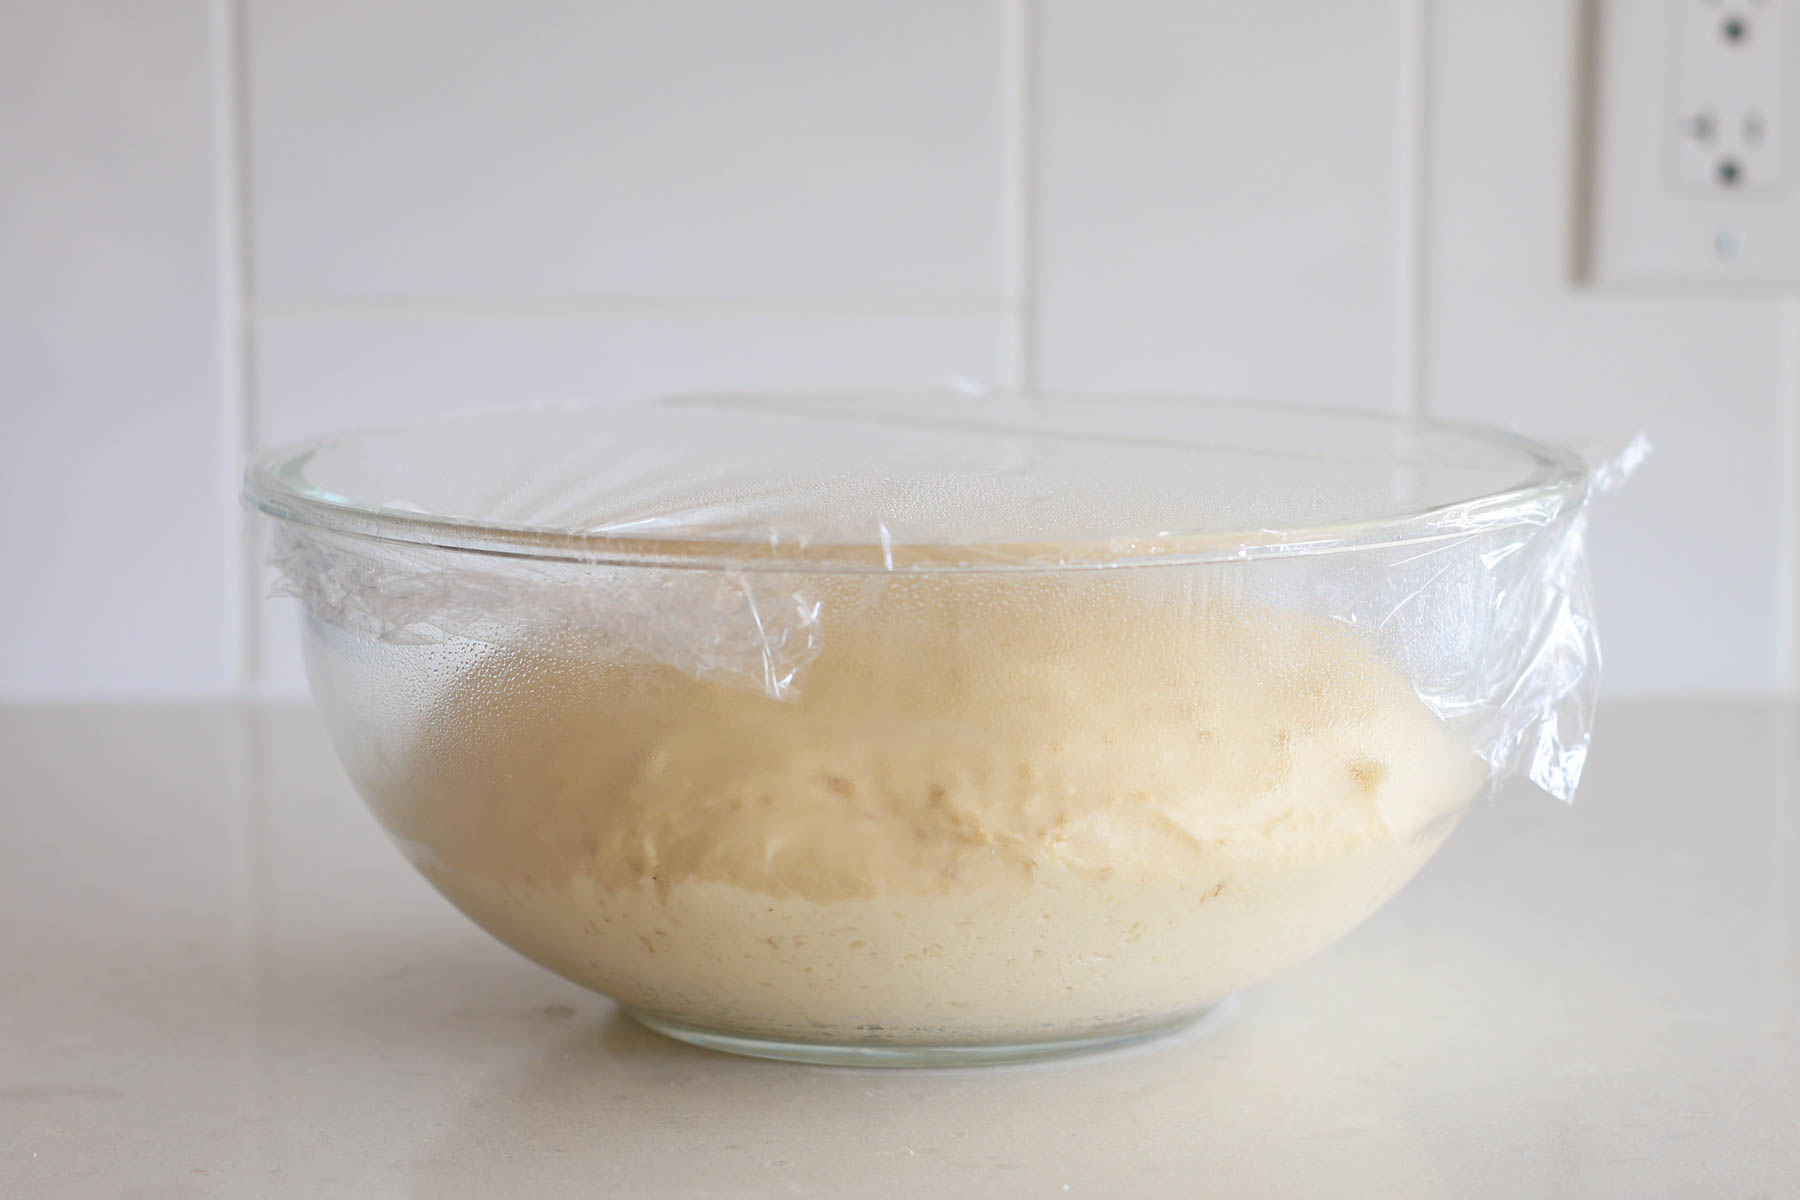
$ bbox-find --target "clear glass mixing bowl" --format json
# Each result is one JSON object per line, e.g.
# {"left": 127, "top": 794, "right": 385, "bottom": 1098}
{"left": 247, "top": 392, "right": 1613, "bottom": 1065}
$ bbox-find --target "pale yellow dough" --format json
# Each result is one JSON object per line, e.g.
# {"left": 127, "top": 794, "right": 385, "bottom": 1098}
{"left": 360, "top": 574, "right": 1483, "bottom": 1044}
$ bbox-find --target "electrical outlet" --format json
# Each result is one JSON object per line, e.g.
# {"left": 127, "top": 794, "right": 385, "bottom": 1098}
{"left": 1670, "top": 0, "right": 1785, "bottom": 191}
{"left": 1588, "top": 0, "right": 1800, "bottom": 284}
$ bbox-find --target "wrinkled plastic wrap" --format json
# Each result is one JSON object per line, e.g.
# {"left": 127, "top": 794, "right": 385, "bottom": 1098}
{"left": 272, "top": 528, "right": 829, "bottom": 702}
{"left": 257, "top": 395, "right": 1646, "bottom": 804}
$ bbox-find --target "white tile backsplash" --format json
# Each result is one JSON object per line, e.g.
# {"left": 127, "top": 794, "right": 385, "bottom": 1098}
{"left": 1426, "top": 0, "right": 1786, "bottom": 693}
{"left": 0, "top": 1, "right": 232, "bottom": 697}
{"left": 253, "top": 310, "right": 1008, "bottom": 693}
{"left": 252, "top": 310, "right": 1009, "bottom": 446}
{"left": 247, "top": 0, "right": 1006, "bottom": 301}
{"left": 7, "top": 0, "right": 1795, "bottom": 697}
{"left": 1035, "top": 0, "right": 1408, "bottom": 408}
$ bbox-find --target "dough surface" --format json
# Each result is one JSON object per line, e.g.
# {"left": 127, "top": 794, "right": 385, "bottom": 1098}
{"left": 354, "top": 574, "right": 1483, "bottom": 1043}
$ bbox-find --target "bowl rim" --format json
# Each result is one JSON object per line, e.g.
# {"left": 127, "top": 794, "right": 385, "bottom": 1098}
{"left": 243, "top": 391, "right": 1593, "bottom": 573}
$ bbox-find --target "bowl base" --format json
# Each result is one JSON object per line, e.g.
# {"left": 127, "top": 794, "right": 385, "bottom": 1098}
{"left": 623, "top": 1001, "right": 1232, "bottom": 1068}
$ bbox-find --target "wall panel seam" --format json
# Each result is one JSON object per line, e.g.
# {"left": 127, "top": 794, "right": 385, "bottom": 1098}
{"left": 1780, "top": 294, "right": 1799, "bottom": 692}
{"left": 1002, "top": 0, "right": 1039, "bottom": 390}
{"left": 1398, "top": 0, "right": 1431, "bottom": 418}
{"left": 252, "top": 296, "right": 1021, "bottom": 320}
{"left": 224, "top": 0, "right": 259, "bottom": 691}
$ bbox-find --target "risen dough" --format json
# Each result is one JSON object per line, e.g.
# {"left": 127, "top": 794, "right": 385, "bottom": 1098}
{"left": 359, "top": 574, "right": 1482, "bottom": 1044}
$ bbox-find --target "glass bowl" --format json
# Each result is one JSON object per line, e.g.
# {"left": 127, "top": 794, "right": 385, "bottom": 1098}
{"left": 247, "top": 392, "right": 1612, "bottom": 1065}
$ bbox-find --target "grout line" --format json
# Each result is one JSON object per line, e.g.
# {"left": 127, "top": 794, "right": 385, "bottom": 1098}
{"left": 1396, "top": 0, "right": 1431, "bottom": 419}
{"left": 1779, "top": 294, "right": 1800, "bottom": 694}
{"left": 1567, "top": 0, "right": 1601, "bottom": 285}
{"left": 218, "top": 0, "right": 260, "bottom": 693}
{"left": 1777, "top": 292, "right": 1797, "bottom": 977}
{"left": 253, "top": 294, "right": 1023, "bottom": 320}
{"left": 1001, "top": 0, "right": 1039, "bottom": 391}
{"left": 210, "top": 0, "right": 244, "bottom": 692}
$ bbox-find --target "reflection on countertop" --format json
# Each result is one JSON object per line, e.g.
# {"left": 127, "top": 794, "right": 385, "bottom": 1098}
{"left": 2, "top": 700, "right": 1795, "bottom": 1199}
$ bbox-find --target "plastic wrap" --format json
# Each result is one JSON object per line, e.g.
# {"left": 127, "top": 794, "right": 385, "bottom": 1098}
{"left": 250, "top": 393, "right": 1648, "bottom": 1059}
{"left": 271, "top": 528, "right": 827, "bottom": 700}
{"left": 259, "top": 397, "right": 1643, "bottom": 803}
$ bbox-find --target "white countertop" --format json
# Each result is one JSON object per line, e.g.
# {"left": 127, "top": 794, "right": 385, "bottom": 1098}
{"left": 3, "top": 700, "right": 1795, "bottom": 1198}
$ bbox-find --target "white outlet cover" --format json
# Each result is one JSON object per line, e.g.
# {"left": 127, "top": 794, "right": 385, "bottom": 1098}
{"left": 1669, "top": 0, "right": 1784, "bottom": 190}
{"left": 1588, "top": 0, "right": 1800, "bottom": 285}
